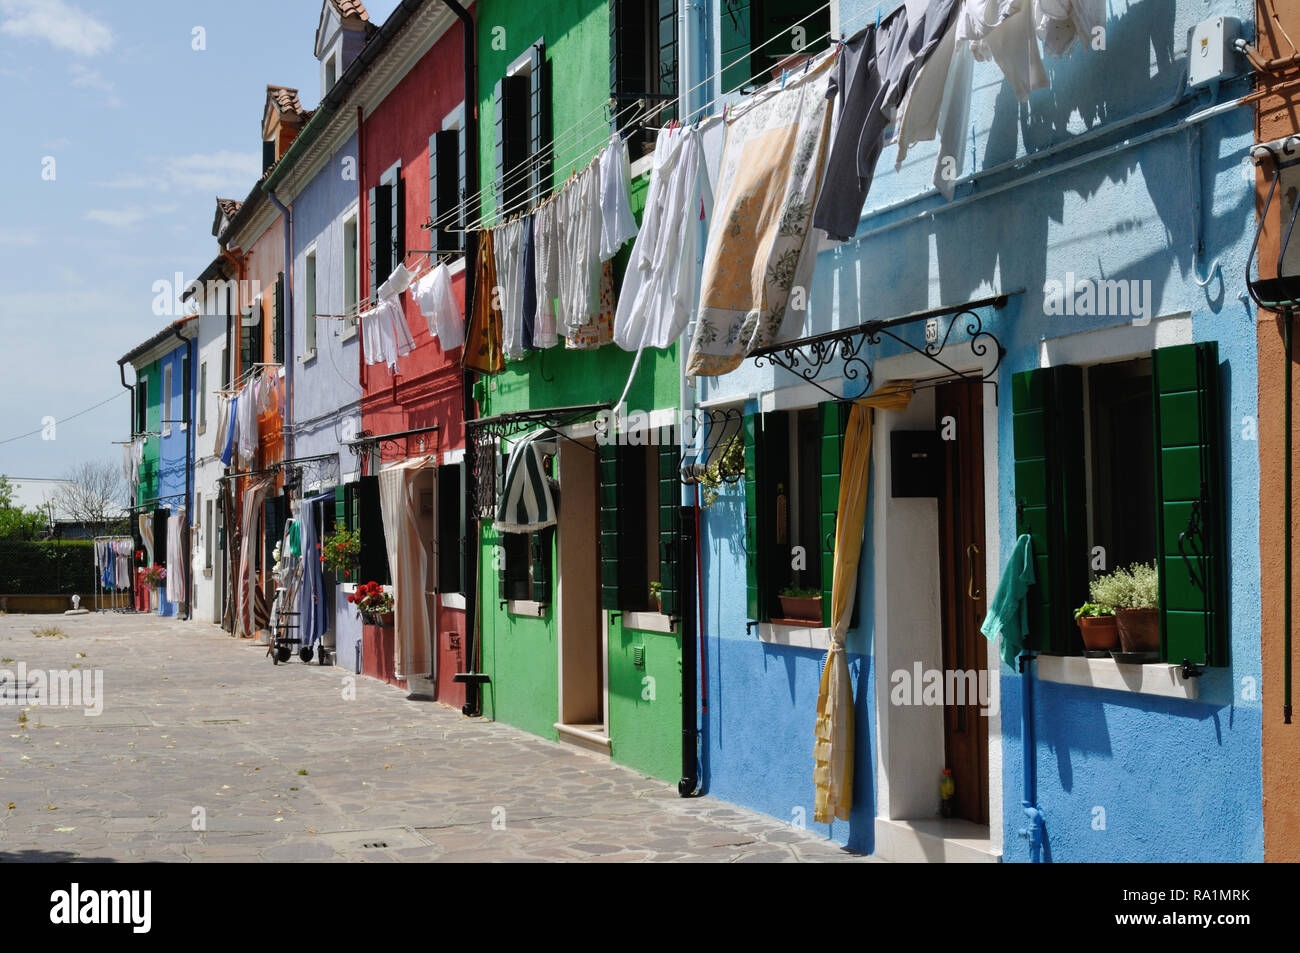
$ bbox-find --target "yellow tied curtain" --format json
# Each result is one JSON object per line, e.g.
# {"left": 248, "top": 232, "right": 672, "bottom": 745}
{"left": 814, "top": 382, "right": 914, "bottom": 824}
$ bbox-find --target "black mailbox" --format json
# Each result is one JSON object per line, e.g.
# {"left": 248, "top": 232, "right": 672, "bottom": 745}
{"left": 890, "top": 430, "right": 942, "bottom": 498}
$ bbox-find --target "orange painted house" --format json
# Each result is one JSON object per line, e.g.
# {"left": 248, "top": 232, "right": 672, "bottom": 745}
{"left": 1250, "top": 0, "right": 1300, "bottom": 861}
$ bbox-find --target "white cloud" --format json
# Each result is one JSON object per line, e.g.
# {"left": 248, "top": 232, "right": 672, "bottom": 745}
{"left": 162, "top": 151, "right": 261, "bottom": 194}
{"left": 84, "top": 207, "right": 148, "bottom": 228}
{"left": 0, "top": 0, "right": 112, "bottom": 56}
{"left": 0, "top": 227, "right": 37, "bottom": 246}
{"left": 94, "top": 151, "right": 260, "bottom": 195}
{"left": 68, "top": 63, "right": 120, "bottom": 107}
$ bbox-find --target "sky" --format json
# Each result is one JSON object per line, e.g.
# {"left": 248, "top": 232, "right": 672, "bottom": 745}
{"left": 0, "top": 0, "right": 401, "bottom": 482}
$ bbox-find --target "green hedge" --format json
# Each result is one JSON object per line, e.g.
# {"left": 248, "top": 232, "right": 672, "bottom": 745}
{"left": 0, "top": 540, "right": 99, "bottom": 595}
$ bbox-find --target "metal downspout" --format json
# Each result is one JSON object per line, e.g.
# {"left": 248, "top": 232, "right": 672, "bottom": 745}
{"left": 436, "top": 0, "right": 483, "bottom": 717}
{"left": 267, "top": 189, "right": 294, "bottom": 466}
{"left": 1018, "top": 652, "right": 1045, "bottom": 861}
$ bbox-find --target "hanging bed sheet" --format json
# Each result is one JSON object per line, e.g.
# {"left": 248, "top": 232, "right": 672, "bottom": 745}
{"left": 685, "top": 52, "right": 837, "bottom": 377}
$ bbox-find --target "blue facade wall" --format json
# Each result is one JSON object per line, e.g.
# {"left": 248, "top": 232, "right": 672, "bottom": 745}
{"left": 693, "top": 0, "right": 1262, "bottom": 859}
{"left": 288, "top": 131, "right": 363, "bottom": 663}
{"left": 156, "top": 339, "right": 192, "bottom": 618}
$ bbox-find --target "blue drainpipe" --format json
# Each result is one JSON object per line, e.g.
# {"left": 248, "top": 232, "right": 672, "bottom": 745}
{"left": 1017, "top": 651, "right": 1045, "bottom": 862}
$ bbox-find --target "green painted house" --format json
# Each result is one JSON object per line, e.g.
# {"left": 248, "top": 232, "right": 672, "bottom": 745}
{"left": 469, "top": 0, "right": 689, "bottom": 784}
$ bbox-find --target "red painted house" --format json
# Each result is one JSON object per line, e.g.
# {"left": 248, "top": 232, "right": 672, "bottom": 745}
{"left": 355, "top": 2, "right": 471, "bottom": 706}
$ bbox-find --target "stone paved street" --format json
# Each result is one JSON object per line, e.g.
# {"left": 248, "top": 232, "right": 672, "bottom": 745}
{"left": 0, "top": 613, "right": 868, "bottom": 862}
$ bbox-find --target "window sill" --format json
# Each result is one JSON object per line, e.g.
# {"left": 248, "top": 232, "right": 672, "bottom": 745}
{"left": 755, "top": 622, "right": 832, "bottom": 651}
{"left": 506, "top": 599, "right": 547, "bottom": 617}
{"left": 620, "top": 611, "right": 676, "bottom": 634}
{"left": 303, "top": 348, "right": 317, "bottom": 364}
{"left": 440, "top": 592, "right": 466, "bottom": 610}
{"left": 1036, "top": 655, "right": 1199, "bottom": 701}
{"left": 341, "top": 323, "right": 358, "bottom": 342}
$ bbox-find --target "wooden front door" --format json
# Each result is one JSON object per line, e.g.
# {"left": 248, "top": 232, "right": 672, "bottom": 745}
{"left": 936, "top": 380, "right": 989, "bottom": 825}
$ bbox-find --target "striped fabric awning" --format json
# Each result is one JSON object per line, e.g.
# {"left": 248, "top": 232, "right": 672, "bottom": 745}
{"left": 495, "top": 429, "right": 557, "bottom": 533}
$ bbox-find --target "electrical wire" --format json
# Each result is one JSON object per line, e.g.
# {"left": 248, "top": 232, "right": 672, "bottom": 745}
{"left": 447, "top": 0, "right": 843, "bottom": 233}
{"left": 0, "top": 390, "right": 129, "bottom": 448}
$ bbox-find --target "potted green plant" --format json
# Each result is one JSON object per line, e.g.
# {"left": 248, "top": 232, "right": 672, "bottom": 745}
{"left": 1073, "top": 602, "right": 1119, "bottom": 652}
{"left": 321, "top": 528, "right": 361, "bottom": 582}
{"left": 697, "top": 434, "right": 745, "bottom": 507}
{"left": 778, "top": 585, "right": 822, "bottom": 624}
{"left": 649, "top": 581, "right": 662, "bottom": 613}
{"left": 1091, "top": 562, "right": 1160, "bottom": 655}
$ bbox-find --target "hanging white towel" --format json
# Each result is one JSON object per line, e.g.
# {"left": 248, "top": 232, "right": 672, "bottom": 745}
{"left": 532, "top": 201, "right": 560, "bottom": 348}
{"left": 412, "top": 262, "right": 465, "bottom": 351}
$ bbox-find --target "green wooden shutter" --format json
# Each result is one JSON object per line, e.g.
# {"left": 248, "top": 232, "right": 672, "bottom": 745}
{"left": 743, "top": 411, "right": 767, "bottom": 621}
{"left": 357, "top": 475, "right": 390, "bottom": 586}
{"left": 531, "top": 527, "right": 552, "bottom": 604}
{"left": 818, "top": 402, "right": 849, "bottom": 627}
{"left": 528, "top": 40, "right": 550, "bottom": 203}
{"left": 599, "top": 441, "right": 621, "bottom": 608}
{"left": 1011, "top": 367, "right": 1088, "bottom": 656}
{"left": 1152, "top": 343, "right": 1227, "bottom": 666}
{"left": 658, "top": 443, "right": 682, "bottom": 617}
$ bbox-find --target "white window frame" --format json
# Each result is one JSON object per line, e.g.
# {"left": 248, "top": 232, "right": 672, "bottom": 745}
{"left": 304, "top": 242, "right": 319, "bottom": 361}
{"left": 342, "top": 208, "right": 360, "bottom": 341}
{"left": 198, "top": 361, "right": 208, "bottom": 433}
{"left": 162, "top": 364, "right": 173, "bottom": 437}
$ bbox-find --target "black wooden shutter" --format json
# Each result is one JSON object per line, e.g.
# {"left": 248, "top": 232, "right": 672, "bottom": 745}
{"left": 499, "top": 532, "right": 529, "bottom": 602}
{"left": 1152, "top": 342, "right": 1227, "bottom": 666}
{"left": 153, "top": 508, "right": 169, "bottom": 570}
{"left": 369, "top": 186, "right": 392, "bottom": 292}
{"left": 181, "top": 353, "right": 192, "bottom": 429}
{"left": 528, "top": 41, "right": 550, "bottom": 204}
{"left": 610, "top": 0, "right": 649, "bottom": 152}
{"left": 358, "top": 475, "right": 390, "bottom": 586}
{"left": 391, "top": 171, "right": 405, "bottom": 269}
{"left": 493, "top": 78, "right": 506, "bottom": 210}
{"left": 531, "top": 527, "right": 552, "bottom": 604}
{"left": 437, "top": 462, "right": 464, "bottom": 593}
{"left": 658, "top": 443, "right": 682, "bottom": 617}
{"left": 1011, "top": 366, "right": 1088, "bottom": 656}
{"left": 273, "top": 272, "right": 285, "bottom": 364}
{"left": 262, "top": 139, "right": 276, "bottom": 173}
{"left": 456, "top": 123, "right": 468, "bottom": 250}
{"left": 431, "top": 130, "right": 462, "bottom": 253}
{"left": 598, "top": 442, "right": 620, "bottom": 608}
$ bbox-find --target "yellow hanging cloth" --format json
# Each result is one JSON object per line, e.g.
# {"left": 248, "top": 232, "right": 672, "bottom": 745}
{"left": 814, "top": 381, "right": 914, "bottom": 824}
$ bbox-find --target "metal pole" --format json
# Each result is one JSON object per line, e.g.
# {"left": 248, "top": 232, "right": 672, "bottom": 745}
{"left": 1286, "top": 307, "right": 1293, "bottom": 724}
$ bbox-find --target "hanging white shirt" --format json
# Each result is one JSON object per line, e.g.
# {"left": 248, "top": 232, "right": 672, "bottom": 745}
{"left": 555, "top": 162, "right": 603, "bottom": 339}
{"left": 613, "top": 124, "right": 710, "bottom": 352}
{"left": 495, "top": 219, "right": 527, "bottom": 361}
{"left": 895, "top": 6, "right": 975, "bottom": 201}
{"left": 412, "top": 262, "right": 464, "bottom": 351}
{"left": 958, "top": 0, "right": 1048, "bottom": 102}
{"left": 532, "top": 201, "right": 560, "bottom": 348}
{"left": 362, "top": 296, "right": 415, "bottom": 370}
{"left": 598, "top": 134, "right": 638, "bottom": 261}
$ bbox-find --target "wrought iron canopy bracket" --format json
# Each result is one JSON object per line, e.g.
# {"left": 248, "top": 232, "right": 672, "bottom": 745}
{"left": 1247, "top": 136, "right": 1300, "bottom": 313}
{"left": 344, "top": 424, "right": 441, "bottom": 461}
{"left": 747, "top": 292, "right": 1017, "bottom": 401}
{"left": 465, "top": 403, "right": 609, "bottom": 520}
{"left": 679, "top": 406, "right": 745, "bottom": 487}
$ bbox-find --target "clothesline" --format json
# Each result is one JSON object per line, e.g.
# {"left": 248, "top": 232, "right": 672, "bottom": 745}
{"left": 437, "top": 0, "right": 842, "bottom": 236}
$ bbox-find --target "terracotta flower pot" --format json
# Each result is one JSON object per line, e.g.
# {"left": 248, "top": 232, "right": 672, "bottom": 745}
{"left": 778, "top": 595, "right": 822, "bottom": 624}
{"left": 1076, "top": 614, "right": 1120, "bottom": 651}
{"left": 1116, "top": 608, "right": 1160, "bottom": 654}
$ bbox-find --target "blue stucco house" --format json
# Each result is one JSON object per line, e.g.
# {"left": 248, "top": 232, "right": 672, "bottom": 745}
{"left": 686, "top": 0, "right": 1262, "bottom": 861}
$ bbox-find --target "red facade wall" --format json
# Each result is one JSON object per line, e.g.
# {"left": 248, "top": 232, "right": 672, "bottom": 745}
{"left": 360, "top": 17, "right": 469, "bottom": 708}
